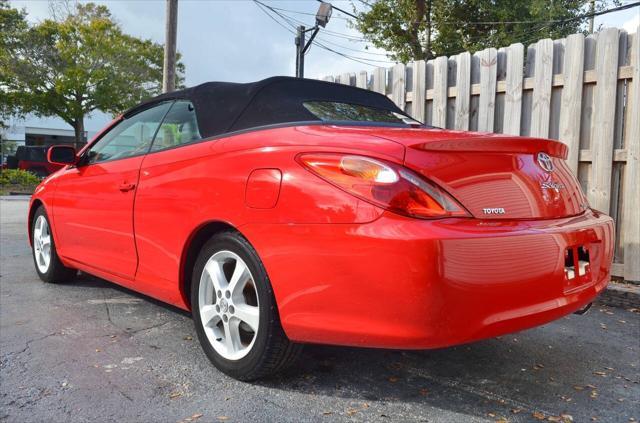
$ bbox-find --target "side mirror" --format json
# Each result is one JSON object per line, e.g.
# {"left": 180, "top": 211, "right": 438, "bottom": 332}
{"left": 47, "top": 145, "right": 77, "bottom": 165}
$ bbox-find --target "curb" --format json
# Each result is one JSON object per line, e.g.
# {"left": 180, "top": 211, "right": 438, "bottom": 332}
{"left": 596, "top": 282, "right": 640, "bottom": 309}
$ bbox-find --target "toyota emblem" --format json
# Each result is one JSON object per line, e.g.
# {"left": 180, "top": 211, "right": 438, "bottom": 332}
{"left": 537, "top": 152, "right": 554, "bottom": 172}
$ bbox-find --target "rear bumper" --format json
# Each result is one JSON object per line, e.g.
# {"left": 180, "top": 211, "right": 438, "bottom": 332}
{"left": 241, "top": 209, "right": 614, "bottom": 349}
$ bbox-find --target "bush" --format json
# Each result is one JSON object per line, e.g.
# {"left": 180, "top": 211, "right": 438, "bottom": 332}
{"left": 0, "top": 169, "right": 41, "bottom": 187}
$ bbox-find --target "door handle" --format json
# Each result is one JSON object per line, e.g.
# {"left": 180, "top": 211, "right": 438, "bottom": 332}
{"left": 118, "top": 182, "right": 136, "bottom": 192}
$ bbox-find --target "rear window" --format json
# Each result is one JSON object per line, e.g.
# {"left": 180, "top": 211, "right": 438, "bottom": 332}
{"left": 303, "top": 101, "right": 422, "bottom": 126}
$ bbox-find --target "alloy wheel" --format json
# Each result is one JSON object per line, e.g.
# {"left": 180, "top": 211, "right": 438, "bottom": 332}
{"left": 33, "top": 215, "right": 51, "bottom": 274}
{"left": 198, "top": 250, "right": 260, "bottom": 361}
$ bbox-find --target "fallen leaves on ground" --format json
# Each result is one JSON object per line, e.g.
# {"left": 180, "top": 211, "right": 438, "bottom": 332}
{"left": 547, "top": 414, "right": 573, "bottom": 422}
{"left": 532, "top": 411, "right": 546, "bottom": 420}
{"left": 176, "top": 414, "right": 204, "bottom": 423}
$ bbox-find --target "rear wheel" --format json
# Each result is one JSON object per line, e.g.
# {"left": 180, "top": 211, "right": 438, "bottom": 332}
{"left": 31, "top": 206, "right": 76, "bottom": 283}
{"left": 191, "top": 231, "right": 301, "bottom": 380}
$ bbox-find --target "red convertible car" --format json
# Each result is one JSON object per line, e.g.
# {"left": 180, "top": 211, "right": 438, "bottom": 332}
{"left": 29, "top": 77, "right": 613, "bottom": 380}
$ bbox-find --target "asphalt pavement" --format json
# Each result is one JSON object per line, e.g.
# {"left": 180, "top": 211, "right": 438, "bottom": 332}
{"left": 1, "top": 197, "right": 638, "bottom": 423}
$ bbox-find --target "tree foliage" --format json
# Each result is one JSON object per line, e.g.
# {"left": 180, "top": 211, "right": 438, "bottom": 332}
{"left": 353, "top": 0, "right": 608, "bottom": 63}
{"left": 0, "top": 1, "right": 185, "bottom": 142}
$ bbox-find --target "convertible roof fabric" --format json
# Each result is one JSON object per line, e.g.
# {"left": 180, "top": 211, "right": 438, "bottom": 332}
{"left": 124, "top": 76, "right": 405, "bottom": 138}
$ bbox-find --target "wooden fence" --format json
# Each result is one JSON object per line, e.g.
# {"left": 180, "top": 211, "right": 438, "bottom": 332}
{"left": 322, "top": 27, "right": 639, "bottom": 283}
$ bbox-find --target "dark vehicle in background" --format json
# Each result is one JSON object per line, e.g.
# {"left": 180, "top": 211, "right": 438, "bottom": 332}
{"left": 7, "top": 146, "right": 64, "bottom": 177}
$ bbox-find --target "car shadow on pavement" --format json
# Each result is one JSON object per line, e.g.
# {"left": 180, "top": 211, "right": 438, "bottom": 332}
{"left": 71, "top": 272, "right": 192, "bottom": 319}
{"left": 67, "top": 272, "right": 638, "bottom": 422}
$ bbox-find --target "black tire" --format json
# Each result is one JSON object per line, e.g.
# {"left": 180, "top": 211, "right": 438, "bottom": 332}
{"left": 31, "top": 206, "right": 76, "bottom": 283}
{"left": 191, "top": 230, "right": 302, "bottom": 381}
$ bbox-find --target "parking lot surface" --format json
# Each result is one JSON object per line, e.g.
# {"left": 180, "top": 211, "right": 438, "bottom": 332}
{"left": 1, "top": 197, "right": 639, "bottom": 422}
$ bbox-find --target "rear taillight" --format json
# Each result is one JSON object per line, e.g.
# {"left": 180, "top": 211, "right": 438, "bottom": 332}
{"left": 297, "top": 153, "right": 469, "bottom": 219}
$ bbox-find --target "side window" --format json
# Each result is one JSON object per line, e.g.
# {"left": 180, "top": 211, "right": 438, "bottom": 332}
{"left": 150, "top": 101, "right": 201, "bottom": 152}
{"left": 86, "top": 102, "right": 172, "bottom": 164}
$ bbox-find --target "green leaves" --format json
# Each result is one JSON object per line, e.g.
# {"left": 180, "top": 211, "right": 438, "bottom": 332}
{"left": 353, "top": 0, "right": 596, "bottom": 63}
{"left": 0, "top": 0, "right": 185, "bottom": 142}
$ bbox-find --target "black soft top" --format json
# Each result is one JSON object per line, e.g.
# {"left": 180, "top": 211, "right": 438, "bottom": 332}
{"left": 124, "top": 76, "right": 404, "bottom": 138}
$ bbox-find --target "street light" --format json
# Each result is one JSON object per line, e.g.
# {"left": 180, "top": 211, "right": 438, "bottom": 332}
{"left": 295, "top": 1, "right": 332, "bottom": 78}
{"left": 315, "top": 2, "right": 332, "bottom": 27}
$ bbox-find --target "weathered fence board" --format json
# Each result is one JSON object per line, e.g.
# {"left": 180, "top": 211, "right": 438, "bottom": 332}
{"left": 589, "top": 28, "right": 620, "bottom": 214}
{"left": 531, "top": 39, "right": 553, "bottom": 138}
{"left": 432, "top": 56, "right": 448, "bottom": 127}
{"left": 622, "top": 29, "right": 640, "bottom": 283}
{"left": 411, "top": 60, "right": 426, "bottom": 121}
{"left": 391, "top": 63, "right": 406, "bottom": 109}
{"left": 559, "top": 33, "right": 585, "bottom": 173}
{"left": 321, "top": 28, "right": 640, "bottom": 282}
{"left": 504, "top": 43, "right": 524, "bottom": 135}
{"left": 478, "top": 48, "right": 498, "bottom": 132}
{"left": 454, "top": 52, "right": 471, "bottom": 130}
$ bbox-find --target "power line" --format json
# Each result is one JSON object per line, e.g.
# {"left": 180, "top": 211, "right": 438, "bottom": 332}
{"left": 315, "top": 36, "right": 391, "bottom": 56}
{"left": 253, "top": 0, "right": 395, "bottom": 68}
{"left": 254, "top": 1, "right": 295, "bottom": 35}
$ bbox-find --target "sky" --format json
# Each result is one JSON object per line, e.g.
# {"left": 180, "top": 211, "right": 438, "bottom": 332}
{"left": 7, "top": 0, "right": 640, "bottom": 133}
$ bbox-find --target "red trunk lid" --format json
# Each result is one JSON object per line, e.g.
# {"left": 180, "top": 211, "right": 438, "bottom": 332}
{"left": 371, "top": 128, "right": 588, "bottom": 219}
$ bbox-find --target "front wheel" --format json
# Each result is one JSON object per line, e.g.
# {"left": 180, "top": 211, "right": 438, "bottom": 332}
{"left": 31, "top": 206, "right": 76, "bottom": 283}
{"left": 191, "top": 231, "right": 301, "bottom": 380}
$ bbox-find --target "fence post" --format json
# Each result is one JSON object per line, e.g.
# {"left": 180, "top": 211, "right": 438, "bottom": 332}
{"left": 589, "top": 28, "right": 620, "bottom": 214}
{"left": 623, "top": 29, "right": 640, "bottom": 283}
{"left": 432, "top": 56, "right": 448, "bottom": 127}
{"left": 411, "top": 60, "right": 426, "bottom": 122}
{"left": 531, "top": 39, "right": 554, "bottom": 138}
{"left": 455, "top": 52, "right": 471, "bottom": 130}
{"left": 372, "top": 67, "right": 386, "bottom": 94}
{"left": 391, "top": 63, "right": 406, "bottom": 109}
{"left": 504, "top": 43, "right": 524, "bottom": 136}
{"left": 478, "top": 48, "right": 497, "bottom": 132}
{"left": 559, "top": 34, "right": 585, "bottom": 174}
{"left": 356, "top": 71, "right": 368, "bottom": 89}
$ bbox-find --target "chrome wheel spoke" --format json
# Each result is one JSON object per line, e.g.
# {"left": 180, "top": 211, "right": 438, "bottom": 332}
{"left": 234, "top": 304, "right": 259, "bottom": 332}
{"left": 205, "top": 260, "right": 226, "bottom": 291}
{"left": 228, "top": 260, "right": 250, "bottom": 297}
{"left": 223, "top": 319, "right": 242, "bottom": 354}
{"left": 200, "top": 304, "right": 218, "bottom": 326}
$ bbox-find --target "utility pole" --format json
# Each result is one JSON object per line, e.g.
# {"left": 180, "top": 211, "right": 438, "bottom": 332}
{"left": 588, "top": 0, "right": 595, "bottom": 33}
{"left": 163, "top": 0, "right": 178, "bottom": 93}
{"left": 425, "top": 0, "right": 432, "bottom": 61}
{"left": 296, "top": 26, "right": 306, "bottom": 78}
{"left": 294, "top": 2, "right": 332, "bottom": 78}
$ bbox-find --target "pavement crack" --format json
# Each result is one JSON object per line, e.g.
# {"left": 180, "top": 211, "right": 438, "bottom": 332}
{"left": 127, "top": 320, "right": 172, "bottom": 335}
{"left": 3, "top": 332, "right": 58, "bottom": 359}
